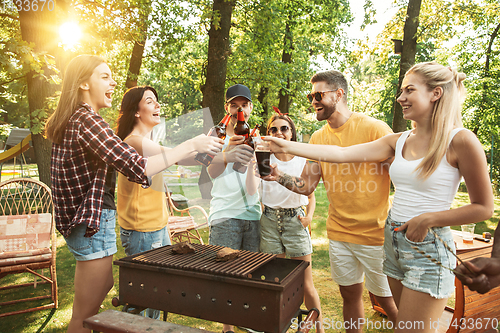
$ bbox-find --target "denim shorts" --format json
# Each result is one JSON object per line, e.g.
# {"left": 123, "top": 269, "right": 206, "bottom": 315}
{"left": 119, "top": 226, "right": 171, "bottom": 257}
{"left": 209, "top": 218, "right": 260, "bottom": 252}
{"left": 64, "top": 209, "right": 117, "bottom": 261}
{"left": 119, "top": 226, "right": 170, "bottom": 320}
{"left": 383, "top": 213, "right": 456, "bottom": 299}
{"left": 260, "top": 206, "right": 312, "bottom": 258}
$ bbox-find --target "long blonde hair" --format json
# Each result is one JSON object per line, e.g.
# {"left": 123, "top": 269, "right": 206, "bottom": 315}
{"left": 45, "top": 55, "right": 105, "bottom": 144}
{"left": 407, "top": 62, "right": 466, "bottom": 179}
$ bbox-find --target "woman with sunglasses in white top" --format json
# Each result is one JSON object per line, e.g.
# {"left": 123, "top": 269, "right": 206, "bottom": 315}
{"left": 259, "top": 111, "right": 325, "bottom": 333}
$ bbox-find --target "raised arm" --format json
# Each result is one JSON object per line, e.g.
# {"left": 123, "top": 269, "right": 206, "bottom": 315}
{"left": 246, "top": 158, "right": 259, "bottom": 196}
{"left": 207, "top": 135, "right": 254, "bottom": 179}
{"left": 263, "top": 160, "right": 322, "bottom": 196}
{"left": 145, "top": 134, "right": 223, "bottom": 176}
{"left": 264, "top": 133, "right": 398, "bottom": 164}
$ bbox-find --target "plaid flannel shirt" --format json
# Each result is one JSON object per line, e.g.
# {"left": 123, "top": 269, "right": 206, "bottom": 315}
{"left": 51, "top": 103, "right": 149, "bottom": 237}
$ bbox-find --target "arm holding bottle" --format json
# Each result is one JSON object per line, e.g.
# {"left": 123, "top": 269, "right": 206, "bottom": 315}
{"left": 207, "top": 135, "right": 255, "bottom": 179}
{"left": 144, "top": 134, "right": 223, "bottom": 176}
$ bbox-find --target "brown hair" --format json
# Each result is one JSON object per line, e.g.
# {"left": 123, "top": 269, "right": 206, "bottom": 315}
{"left": 45, "top": 55, "right": 105, "bottom": 144}
{"left": 266, "top": 114, "right": 297, "bottom": 142}
{"left": 116, "top": 86, "right": 159, "bottom": 140}
{"left": 310, "top": 70, "right": 348, "bottom": 103}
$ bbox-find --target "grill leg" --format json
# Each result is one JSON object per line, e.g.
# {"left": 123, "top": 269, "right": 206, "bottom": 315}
{"left": 296, "top": 308, "right": 320, "bottom": 333}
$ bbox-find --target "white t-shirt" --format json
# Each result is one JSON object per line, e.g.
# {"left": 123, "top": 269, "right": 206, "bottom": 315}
{"left": 208, "top": 136, "right": 261, "bottom": 224}
{"left": 260, "top": 154, "right": 309, "bottom": 209}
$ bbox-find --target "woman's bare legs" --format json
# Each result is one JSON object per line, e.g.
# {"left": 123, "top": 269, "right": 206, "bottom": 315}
{"left": 389, "top": 277, "right": 448, "bottom": 333}
{"left": 280, "top": 254, "right": 324, "bottom": 333}
{"left": 67, "top": 256, "right": 114, "bottom": 333}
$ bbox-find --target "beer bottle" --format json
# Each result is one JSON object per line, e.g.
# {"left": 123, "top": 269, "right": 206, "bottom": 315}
{"left": 195, "top": 114, "right": 231, "bottom": 167}
{"left": 233, "top": 123, "right": 260, "bottom": 173}
{"left": 233, "top": 107, "right": 249, "bottom": 138}
{"left": 247, "top": 124, "right": 260, "bottom": 149}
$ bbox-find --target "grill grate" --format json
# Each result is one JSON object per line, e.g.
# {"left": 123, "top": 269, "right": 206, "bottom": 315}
{"left": 122, "top": 243, "right": 276, "bottom": 278}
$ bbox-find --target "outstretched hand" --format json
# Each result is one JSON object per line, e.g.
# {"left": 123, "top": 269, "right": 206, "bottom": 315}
{"left": 262, "top": 136, "right": 288, "bottom": 154}
{"left": 455, "top": 257, "right": 500, "bottom": 294}
{"left": 191, "top": 134, "right": 224, "bottom": 155}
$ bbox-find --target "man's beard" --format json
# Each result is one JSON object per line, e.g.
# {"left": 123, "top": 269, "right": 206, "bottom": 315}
{"left": 316, "top": 101, "right": 336, "bottom": 121}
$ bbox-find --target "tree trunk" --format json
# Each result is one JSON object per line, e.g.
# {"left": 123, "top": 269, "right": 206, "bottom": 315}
{"left": 18, "top": 3, "right": 58, "bottom": 187}
{"left": 125, "top": 3, "right": 151, "bottom": 89}
{"left": 392, "top": 0, "right": 422, "bottom": 133}
{"left": 199, "top": 0, "right": 235, "bottom": 199}
{"left": 257, "top": 86, "right": 269, "bottom": 125}
{"left": 125, "top": 41, "right": 147, "bottom": 89}
{"left": 278, "top": 22, "right": 293, "bottom": 114}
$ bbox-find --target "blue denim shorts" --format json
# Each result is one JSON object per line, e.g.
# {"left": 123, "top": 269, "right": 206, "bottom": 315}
{"left": 64, "top": 209, "right": 117, "bottom": 261}
{"left": 383, "top": 213, "right": 456, "bottom": 299}
{"left": 119, "top": 226, "right": 170, "bottom": 320}
{"left": 119, "top": 226, "right": 171, "bottom": 257}
{"left": 260, "top": 206, "right": 312, "bottom": 258}
{"left": 209, "top": 218, "right": 260, "bottom": 252}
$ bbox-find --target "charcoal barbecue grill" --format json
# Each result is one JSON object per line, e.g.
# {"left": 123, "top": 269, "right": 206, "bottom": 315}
{"left": 112, "top": 243, "right": 311, "bottom": 333}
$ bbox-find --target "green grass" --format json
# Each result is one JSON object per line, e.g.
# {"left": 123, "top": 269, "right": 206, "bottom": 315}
{"left": 1, "top": 179, "right": 499, "bottom": 332}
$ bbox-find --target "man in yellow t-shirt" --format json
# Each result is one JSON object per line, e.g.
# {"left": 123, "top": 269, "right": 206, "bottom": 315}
{"left": 268, "top": 70, "right": 397, "bottom": 332}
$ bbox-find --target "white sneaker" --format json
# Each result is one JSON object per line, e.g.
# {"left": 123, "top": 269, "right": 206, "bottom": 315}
{"left": 238, "top": 327, "right": 264, "bottom": 333}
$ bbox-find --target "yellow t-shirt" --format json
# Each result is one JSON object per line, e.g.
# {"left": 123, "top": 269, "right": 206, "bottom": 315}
{"left": 309, "top": 113, "right": 392, "bottom": 246}
{"left": 117, "top": 172, "right": 169, "bottom": 232}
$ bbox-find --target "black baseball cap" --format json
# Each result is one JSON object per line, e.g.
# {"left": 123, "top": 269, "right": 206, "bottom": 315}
{"left": 225, "top": 84, "right": 252, "bottom": 103}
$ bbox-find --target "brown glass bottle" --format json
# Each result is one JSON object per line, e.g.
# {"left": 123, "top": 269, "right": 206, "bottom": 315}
{"left": 195, "top": 114, "right": 231, "bottom": 167}
{"left": 233, "top": 107, "right": 249, "bottom": 138}
{"left": 233, "top": 123, "right": 260, "bottom": 173}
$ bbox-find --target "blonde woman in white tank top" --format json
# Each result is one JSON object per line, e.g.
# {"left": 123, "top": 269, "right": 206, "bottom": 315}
{"left": 263, "top": 62, "right": 494, "bottom": 332}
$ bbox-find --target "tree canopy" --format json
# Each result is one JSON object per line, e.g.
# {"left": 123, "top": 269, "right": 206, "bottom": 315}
{"left": 1, "top": 0, "right": 499, "bottom": 190}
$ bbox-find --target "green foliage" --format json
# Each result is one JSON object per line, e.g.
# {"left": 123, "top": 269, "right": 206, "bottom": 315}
{"left": 452, "top": 0, "right": 500, "bottom": 190}
{"left": 0, "top": 123, "right": 13, "bottom": 142}
{"left": 224, "top": 0, "right": 353, "bottom": 135}
{"left": 348, "top": 41, "right": 437, "bottom": 129}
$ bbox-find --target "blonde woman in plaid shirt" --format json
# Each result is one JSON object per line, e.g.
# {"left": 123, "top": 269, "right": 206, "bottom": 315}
{"left": 45, "top": 55, "right": 223, "bottom": 333}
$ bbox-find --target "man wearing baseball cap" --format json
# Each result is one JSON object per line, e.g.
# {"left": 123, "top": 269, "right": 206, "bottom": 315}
{"left": 207, "top": 84, "right": 261, "bottom": 333}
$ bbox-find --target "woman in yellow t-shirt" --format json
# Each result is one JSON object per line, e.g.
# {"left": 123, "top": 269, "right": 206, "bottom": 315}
{"left": 115, "top": 86, "right": 212, "bottom": 319}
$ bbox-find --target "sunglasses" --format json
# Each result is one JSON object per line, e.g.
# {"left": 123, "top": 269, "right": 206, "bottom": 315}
{"left": 307, "top": 89, "right": 339, "bottom": 103}
{"left": 269, "top": 125, "right": 290, "bottom": 135}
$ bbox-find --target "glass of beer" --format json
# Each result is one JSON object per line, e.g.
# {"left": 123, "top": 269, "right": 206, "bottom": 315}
{"left": 254, "top": 137, "right": 271, "bottom": 177}
{"left": 461, "top": 223, "right": 475, "bottom": 244}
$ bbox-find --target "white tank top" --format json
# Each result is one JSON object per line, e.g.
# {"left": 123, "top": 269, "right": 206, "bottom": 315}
{"left": 389, "top": 128, "right": 464, "bottom": 222}
{"left": 260, "top": 155, "right": 309, "bottom": 209}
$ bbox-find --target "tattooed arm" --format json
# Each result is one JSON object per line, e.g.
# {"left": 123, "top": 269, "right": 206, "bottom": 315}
{"left": 265, "top": 160, "right": 322, "bottom": 196}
